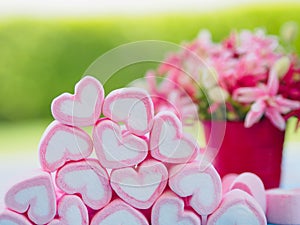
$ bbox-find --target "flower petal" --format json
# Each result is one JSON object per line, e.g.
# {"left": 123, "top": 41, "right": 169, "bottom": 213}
{"left": 266, "top": 108, "right": 286, "bottom": 130}
{"left": 267, "top": 67, "right": 280, "bottom": 96}
{"left": 275, "top": 95, "right": 300, "bottom": 113}
{"left": 244, "top": 100, "right": 266, "bottom": 127}
{"left": 233, "top": 87, "right": 266, "bottom": 103}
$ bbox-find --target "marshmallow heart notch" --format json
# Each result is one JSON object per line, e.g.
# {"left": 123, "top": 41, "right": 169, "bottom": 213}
{"left": 230, "top": 172, "right": 266, "bottom": 213}
{"left": 55, "top": 159, "right": 112, "bottom": 210}
{"left": 103, "top": 87, "right": 154, "bottom": 136}
{"left": 151, "top": 191, "right": 201, "bottom": 225}
{"left": 0, "top": 210, "right": 32, "bottom": 225}
{"left": 149, "top": 111, "right": 198, "bottom": 164}
{"left": 207, "top": 189, "right": 267, "bottom": 225}
{"left": 52, "top": 76, "right": 104, "bottom": 127}
{"left": 169, "top": 162, "right": 222, "bottom": 216}
{"left": 48, "top": 195, "right": 89, "bottom": 225}
{"left": 90, "top": 199, "right": 149, "bottom": 225}
{"left": 110, "top": 159, "right": 168, "bottom": 209}
{"left": 4, "top": 172, "right": 56, "bottom": 224}
{"left": 39, "top": 121, "right": 93, "bottom": 172}
{"left": 93, "top": 119, "right": 148, "bottom": 169}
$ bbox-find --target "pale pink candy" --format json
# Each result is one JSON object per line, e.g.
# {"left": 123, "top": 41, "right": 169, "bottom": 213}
{"left": 149, "top": 111, "right": 198, "bottom": 164}
{"left": 48, "top": 195, "right": 88, "bottom": 225}
{"left": 52, "top": 76, "right": 104, "bottom": 127}
{"left": 5, "top": 172, "right": 56, "bottom": 224}
{"left": 93, "top": 119, "right": 148, "bottom": 169}
{"left": 169, "top": 162, "right": 222, "bottom": 216}
{"left": 90, "top": 199, "right": 149, "bottom": 225}
{"left": 230, "top": 172, "right": 266, "bottom": 213}
{"left": 207, "top": 189, "right": 267, "bottom": 225}
{"left": 221, "top": 173, "right": 238, "bottom": 195}
{"left": 266, "top": 188, "right": 300, "bottom": 224}
{"left": 110, "top": 159, "right": 168, "bottom": 209}
{"left": 103, "top": 87, "right": 154, "bottom": 136}
{"left": 151, "top": 191, "right": 201, "bottom": 225}
{"left": 0, "top": 210, "right": 32, "bottom": 225}
{"left": 55, "top": 159, "right": 112, "bottom": 210}
{"left": 39, "top": 121, "right": 93, "bottom": 172}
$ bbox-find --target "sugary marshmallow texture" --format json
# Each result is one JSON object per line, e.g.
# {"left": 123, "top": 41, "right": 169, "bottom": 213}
{"left": 1, "top": 76, "right": 272, "bottom": 225}
{"left": 52, "top": 76, "right": 104, "bottom": 127}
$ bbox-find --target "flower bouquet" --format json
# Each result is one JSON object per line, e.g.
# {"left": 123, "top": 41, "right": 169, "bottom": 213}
{"left": 143, "top": 27, "right": 300, "bottom": 188}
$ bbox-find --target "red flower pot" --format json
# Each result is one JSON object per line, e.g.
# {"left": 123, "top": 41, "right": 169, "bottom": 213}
{"left": 202, "top": 118, "right": 285, "bottom": 189}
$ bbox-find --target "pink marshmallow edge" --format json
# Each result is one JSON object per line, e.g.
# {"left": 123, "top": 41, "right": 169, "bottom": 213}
{"left": 149, "top": 111, "right": 199, "bottom": 164}
{"left": 4, "top": 172, "right": 56, "bottom": 224}
{"left": 207, "top": 189, "right": 267, "bottom": 225}
{"left": 39, "top": 121, "right": 93, "bottom": 172}
{"left": 102, "top": 87, "right": 154, "bottom": 136}
{"left": 51, "top": 76, "right": 104, "bottom": 127}
{"left": 151, "top": 191, "right": 201, "bottom": 225}
{"left": 0, "top": 210, "right": 32, "bottom": 225}
{"left": 230, "top": 172, "right": 266, "bottom": 213}
{"left": 266, "top": 188, "right": 300, "bottom": 224}
{"left": 93, "top": 118, "right": 148, "bottom": 169}
{"left": 55, "top": 159, "right": 112, "bottom": 210}
{"left": 169, "top": 162, "right": 222, "bottom": 216}
{"left": 48, "top": 195, "right": 89, "bottom": 225}
{"left": 110, "top": 159, "right": 168, "bottom": 209}
{"left": 90, "top": 199, "right": 149, "bottom": 225}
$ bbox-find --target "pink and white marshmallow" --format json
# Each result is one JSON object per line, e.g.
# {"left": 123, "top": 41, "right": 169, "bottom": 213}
{"left": 39, "top": 121, "right": 93, "bottom": 172}
{"left": 103, "top": 87, "right": 154, "bottom": 136}
{"left": 90, "top": 199, "right": 149, "bottom": 225}
{"left": 48, "top": 195, "right": 89, "bottom": 225}
{"left": 230, "top": 172, "right": 266, "bottom": 213}
{"left": 52, "top": 76, "right": 104, "bottom": 127}
{"left": 5, "top": 172, "right": 56, "bottom": 224}
{"left": 207, "top": 189, "right": 267, "bottom": 225}
{"left": 221, "top": 173, "right": 238, "bottom": 195}
{"left": 150, "top": 111, "right": 198, "bottom": 164}
{"left": 110, "top": 159, "right": 168, "bottom": 209}
{"left": 55, "top": 159, "right": 112, "bottom": 210}
{"left": 151, "top": 191, "right": 201, "bottom": 225}
{"left": 0, "top": 210, "right": 32, "bottom": 225}
{"left": 93, "top": 119, "right": 148, "bottom": 169}
{"left": 266, "top": 188, "right": 300, "bottom": 225}
{"left": 169, "top": 162, "right": 222, "bottom": 216}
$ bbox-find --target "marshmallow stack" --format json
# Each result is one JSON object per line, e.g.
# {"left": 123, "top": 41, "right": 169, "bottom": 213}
{"left": 1, "top": 76, "right": 292, "bottom": 225}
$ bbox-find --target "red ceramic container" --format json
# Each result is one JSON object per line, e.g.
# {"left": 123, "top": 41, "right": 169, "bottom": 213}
{"left": 203, "top": 118, "right": 285, "bottom": 189}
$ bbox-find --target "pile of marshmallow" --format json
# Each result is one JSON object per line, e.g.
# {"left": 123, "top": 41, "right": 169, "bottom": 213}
{"left": 0, "top": 76, "right": 299, "bottom": 225}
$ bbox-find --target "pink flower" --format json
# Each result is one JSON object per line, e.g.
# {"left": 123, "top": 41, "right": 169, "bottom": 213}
{"left": 145, "top": 71, "right": 198, "bottom": 125}
{"left": 233, "top": 66, "right": 300, "bottom": 130}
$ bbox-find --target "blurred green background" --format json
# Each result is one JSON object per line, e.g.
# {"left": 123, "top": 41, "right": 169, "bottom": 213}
{"left": 1, "top": 3, "right": 300, "bottom": 154}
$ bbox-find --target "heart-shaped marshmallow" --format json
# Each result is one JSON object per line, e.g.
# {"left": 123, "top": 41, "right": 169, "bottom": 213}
{"left": 207, "top": 189, "right": 267, "bottom": 225}
{"left": 103, "top": 87, "right": 154, "bottom": 136}
{"left": 55, "top": 159, "right": 112, "bottom": 210}
{"left": 110, "top": 159, "right": 168, "bottom": 209}
{"left": 93, "top": 119, "right": 148, "bottom": 169}
{"left": 39, "top": 121, "right": 93, "bottom": 172}
{"left": 52, "top": 76, "right": 104, "bottom": 127}
{"left": 149, "top": 111, "right": 198, "bottom": 164}
{"left": 5, "top": 172, "right": 56, "bottom": 224}
{"left": 48, "top": 195, "right": 89, "bottom": 225}
{"left": 0, "top": 210, "right": 32, "bottom": 225}
{"left": 230, "top": 172, "right": 266, "bottom": 213}
{"left": 151, "top": 191, "right": 201, "bottom": 225}
{"left": 90, "top": 199, "right": 149, "bottom": 225}
{"left": 266, "top": 188, "right": 300, "bottom": 225}
{"left": 169, "top": 162, "right": 222, "bottom": 216}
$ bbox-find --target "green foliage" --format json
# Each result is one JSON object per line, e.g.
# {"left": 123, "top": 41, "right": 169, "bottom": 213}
{"left": 1, "top": 4, "right": 300, "bottom": 121}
